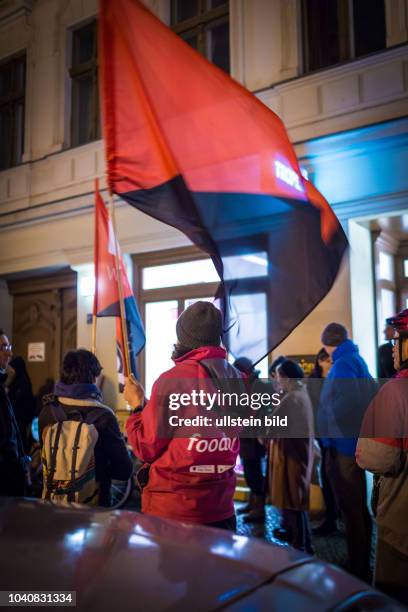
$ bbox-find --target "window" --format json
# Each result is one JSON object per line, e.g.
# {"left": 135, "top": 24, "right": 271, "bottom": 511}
{"left": 378, "top": 288, "right": 395, "bottom": 341}
{"left": 70, "top": 20, "right": 100, "bottom": 147}
{"left": 378, "top": 252, "right": 394, "bottom": 282}
{"left": 134, "top": 247, "right": 270, "bottom": 393}
{"left": 143, "top": 252, "right": 267, "bottom": 290}
{"left": 302, "top": 0, "right": 386, "bottom": 73}
{"left": 404, "top": 259, "right": 408, "bottom": 278}
{"left": 171, "top": 0, "right": 230, "bottom": 73}
{"left": 0, "top": 53, "right": 26, "bottom": 170}
{"left": 353, "top": 0, "right": 386, "bottom": 57}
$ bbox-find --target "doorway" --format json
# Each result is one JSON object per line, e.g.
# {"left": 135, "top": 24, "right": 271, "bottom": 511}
{"left": 7, "top": 268, "right": 77, "bottom": 394}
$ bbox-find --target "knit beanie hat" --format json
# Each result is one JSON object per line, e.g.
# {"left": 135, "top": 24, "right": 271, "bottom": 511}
{"left": 176, "top": 301, "right": 223, "bottom": 349}
{"left": 321, "top": 322, "right": 348, "bottom": 347}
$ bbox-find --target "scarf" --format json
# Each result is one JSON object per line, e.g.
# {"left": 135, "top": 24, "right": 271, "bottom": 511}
{"left": 54, "top": 381, "right": 102, "bottom": 402}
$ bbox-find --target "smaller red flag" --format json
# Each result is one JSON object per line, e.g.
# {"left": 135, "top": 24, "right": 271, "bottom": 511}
{"left": 93, "top": 180, "right": 145, "bottom": 388}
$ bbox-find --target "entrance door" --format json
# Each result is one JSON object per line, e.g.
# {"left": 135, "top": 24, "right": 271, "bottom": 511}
{"left": 8, "top": 270, "right": 77, "bottom": 395}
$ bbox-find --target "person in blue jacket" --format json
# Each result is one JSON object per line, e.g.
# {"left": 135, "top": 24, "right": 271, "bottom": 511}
{"left": 318, "top": 323, "right": 374, "bottom": 582}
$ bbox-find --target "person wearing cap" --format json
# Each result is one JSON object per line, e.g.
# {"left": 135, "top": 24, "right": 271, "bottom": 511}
{"left": 356, "top": 309, "right": 408, "bottom": 603}
{"left": 317, "top": 323, "right": 373, "bottom": 581}
{"left": 124, "top": 301, "right": 243, "bottom": 529}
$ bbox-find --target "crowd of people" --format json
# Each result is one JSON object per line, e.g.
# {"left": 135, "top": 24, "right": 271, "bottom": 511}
{"left": 1, "top": 300, "right": 407, "bottom": 604}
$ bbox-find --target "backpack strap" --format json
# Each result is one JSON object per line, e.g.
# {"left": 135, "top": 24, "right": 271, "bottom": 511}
{"left": 199, "top": 359, "right": 246, "bottom": 415}
{"left": 50, "top": 402, "right": 68, "bottom": 423}
{"left": 199, "top": 361, "right": 222, "bottom": 390}
{"left": 45, "top": 420, "right": 64, "bottom": 499}
{"left": 199, "top": 361, "right": 223, "bottom": 413}
{"left": 84, "top": 408, "right": 105, "bottom": 426}
{"left": 68, "top": 420, "right": 84, "bottom": 502}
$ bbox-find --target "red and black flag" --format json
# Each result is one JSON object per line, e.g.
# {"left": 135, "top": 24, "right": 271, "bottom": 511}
{"left": 93, "top": 181, "right": 145, "bottom": 387}
{"left": 99, "top": 0, "right": 347, "bottom": 363}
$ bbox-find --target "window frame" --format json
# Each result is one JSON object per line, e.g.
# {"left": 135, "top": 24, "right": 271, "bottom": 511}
{"left": 133, "top": 247, "right": 218, "bottom": 385}
{"left": 171, "top": 0, "right": 230, "bottom": 71}
{"left": 69, "top": 19, "right": 100, "bottom": 148}
{"left": 0, "top": 51, "right": 26, "bottom": 171}
{"left": 133, "top": 245, "right": 271, "bottom": 387}
{"left": 301, "top": 0, "right": 386, "bottom": 75}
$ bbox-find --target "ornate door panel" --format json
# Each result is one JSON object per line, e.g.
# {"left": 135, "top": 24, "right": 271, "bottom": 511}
{"left": 9, "top": 271, "right": 77, "bottom": 395}
{"left": 61, "top": 287, "right": 78, "bottom": 361}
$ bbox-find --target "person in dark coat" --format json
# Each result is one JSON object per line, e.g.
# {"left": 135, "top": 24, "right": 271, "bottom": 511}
{"left": 0, "top": 329, "right": 26, "bottom": 497}
{"left": 234, "top": 357, "right": 266, "bottom": 523}
{"left": 378, "top": 323, "right": 396, "bottom": 379}
{"left": 6, "top": 356, "right": 36, "bottom": 453}
{"left": 269, "top": 359, "right": 314, "bottom": 553}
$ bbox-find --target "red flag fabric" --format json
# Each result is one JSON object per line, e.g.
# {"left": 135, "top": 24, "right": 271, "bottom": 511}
{"left": 98, "top": 0, "right": 347, "bottom": 363}
{"left": 93, "top": 183, "right": 133, "bottom": 317}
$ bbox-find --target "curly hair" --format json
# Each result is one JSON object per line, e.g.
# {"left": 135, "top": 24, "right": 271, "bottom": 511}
{"left": 171, "top": 343, "right": 193, "bottom": 361}
{"left": 60, "top": 349, "right": 102, "bottom": 385}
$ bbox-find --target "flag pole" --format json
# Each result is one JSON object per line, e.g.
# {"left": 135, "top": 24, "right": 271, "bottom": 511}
{"left": 109, "top": 193, "right": 132, "bottom": 378}
{"left": 92, "top": 178, "right": 99, "bottom": 356}
{"left": 91, "top": 315, "right": 97, "bottom": 355}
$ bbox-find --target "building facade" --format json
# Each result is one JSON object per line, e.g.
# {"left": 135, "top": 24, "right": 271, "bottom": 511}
{"left": 1, "top": 0, "right": 408, "bottom": 414}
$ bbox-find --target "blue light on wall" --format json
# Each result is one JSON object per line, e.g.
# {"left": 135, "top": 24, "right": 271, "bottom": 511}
{"left": 300, "top": 118, "right": 408, "bottom": 210}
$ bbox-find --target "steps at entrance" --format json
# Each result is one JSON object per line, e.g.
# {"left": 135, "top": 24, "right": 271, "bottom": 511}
{"left": 234, "top": 474, "right": 250, "bottom": 502}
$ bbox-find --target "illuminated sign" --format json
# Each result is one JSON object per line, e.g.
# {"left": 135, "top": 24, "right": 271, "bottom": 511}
{"left": 274, "top": 160, "right": 303, "bottom": 192}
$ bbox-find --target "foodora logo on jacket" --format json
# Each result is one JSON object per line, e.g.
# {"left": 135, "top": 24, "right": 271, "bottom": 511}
{"left": 187, "top": 433, "right": 239, "bottom": 453}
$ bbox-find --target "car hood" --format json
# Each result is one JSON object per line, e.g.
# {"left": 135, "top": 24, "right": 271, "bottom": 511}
{"left": 0, "top": 498, "right": 397, "bottom": 612}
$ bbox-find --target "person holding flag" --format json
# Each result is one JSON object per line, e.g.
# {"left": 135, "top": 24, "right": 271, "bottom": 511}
{"left": 124, "top": 300, "right": 244, "bottom": 529}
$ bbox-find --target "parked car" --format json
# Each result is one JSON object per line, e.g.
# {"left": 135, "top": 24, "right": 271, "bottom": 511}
{"left": 0, "top": 498, "right": 403, "bottom": 611}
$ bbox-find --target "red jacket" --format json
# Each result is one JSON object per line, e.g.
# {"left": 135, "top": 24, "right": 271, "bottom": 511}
{"left": 356, "top": 368, "right": 408, "bottom": 554}
{"left": 126, "top": 346, "right": 242, "bottom": 524}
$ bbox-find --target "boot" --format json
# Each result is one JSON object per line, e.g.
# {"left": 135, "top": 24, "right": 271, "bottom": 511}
{"left": 312, "top": 519, "right": 338, "bottom": 536}
{"left": 237, "top": 493, "right": 254, "bottom": 515}
{"left": 243, "top": 495, "right": 265, "bottom": 523}
{"left": 273, "top": 527, "right": 292, "bottom": 542}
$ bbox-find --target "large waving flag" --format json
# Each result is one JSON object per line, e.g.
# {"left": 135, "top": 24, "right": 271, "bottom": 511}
{"left": 99, "top": 0, "right": 347, "bottom": 363}
{"left": 93, "top": 181, "right": 145, "bottom": 388}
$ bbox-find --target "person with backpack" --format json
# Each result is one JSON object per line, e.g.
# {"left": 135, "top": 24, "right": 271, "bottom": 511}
{"left": 124, "top": 301, "right": 244, "bottom": 529}
{"left": 39, "top": 349, "right": 132, "bottom": 506}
